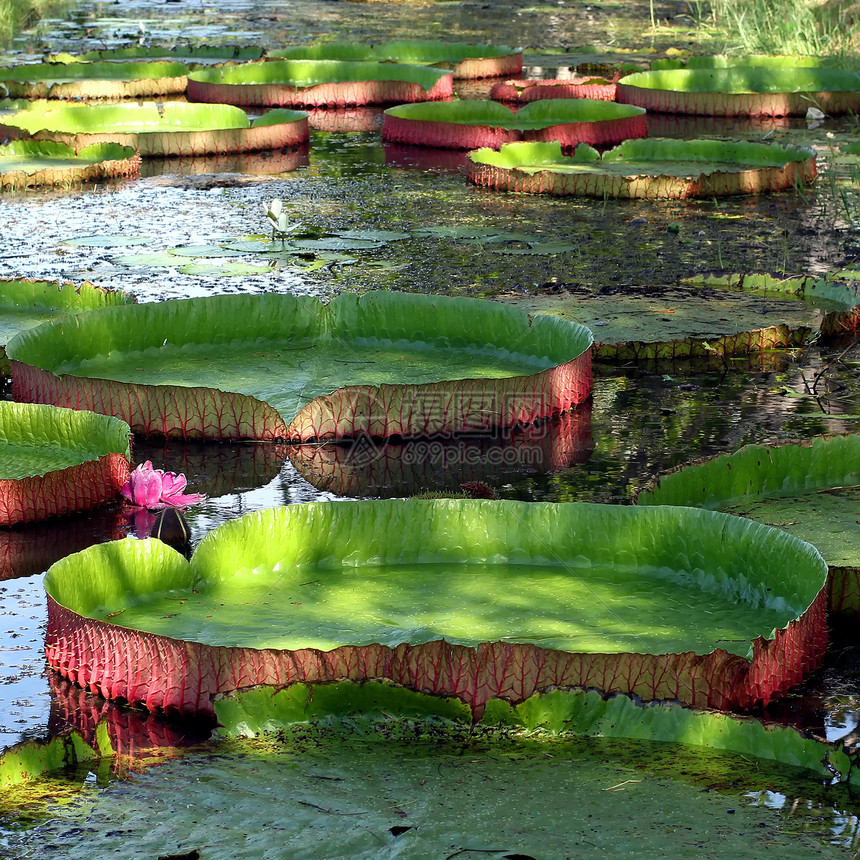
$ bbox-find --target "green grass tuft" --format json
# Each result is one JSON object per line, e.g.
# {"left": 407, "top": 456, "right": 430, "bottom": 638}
{"left": 0, "top": 0, "right": 60, "bottom": 42}
{"left": 705, "top": 0, "right": 859, "bottom": 56}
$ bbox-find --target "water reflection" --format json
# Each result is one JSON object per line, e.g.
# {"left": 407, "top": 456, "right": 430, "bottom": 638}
{"left": 290, "top": 403, "right": 593, "bottom": 498}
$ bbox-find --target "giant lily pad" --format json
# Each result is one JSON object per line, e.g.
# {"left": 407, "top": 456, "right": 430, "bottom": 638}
{"left": 491, "top": 76, "right": 618, "bottom": 103}
{"left": 617, "top": 67, "right": 860, "bottom": 116}
{"left": 271, "top": 40, "right": 522, "bottom": 79}
{"left": 650, "top": 54, "right": 850, "bottom": 71}
{"left": 636, "top": 434, "right": 860, "bottom": 617}
{"left": 467, "top": 138, "right": 817, "bottom": 199}
{"left": 681, "top": 270, "right": 860, "bottom": 340}
{"left": 49, "top": 45, "right": 266, "bottom": 65}
{"left": 382, "top": 99, "right": 647, "bottom": 150}
{"left": 0, "top": 402, "right": 130, "bottom": 526}
{"left": 492, "top": 278, "right": 845, "bottom": 360}
{"left": 43, "top": 498, "right": 827, "bottom": 716}
{"left": 187, "top": 60, "right": 453, "bottom": 107}
{"left": 0, "top": 61, "right": 190, "bottom": 100}
{"left": 216, "top": 682, "right": 858, "bottom": 786}
{"left": 0, "top": 278, "right": 134, "bottom": 373}
{"left": 0, "top": 140, "right": 139, "bottom": 189}
{"left": 0, "top": 103, "right": 309, "bottom": 156}
{"left": 7, "top": 292, "right": 593, "bottom": 441}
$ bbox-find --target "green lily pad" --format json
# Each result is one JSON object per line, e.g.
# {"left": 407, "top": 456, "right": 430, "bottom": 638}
{"left": 636, "top": 434, "right": 860, "bottom": 615}
{"left": 467, "top": 139, "right": 817, "bottom": 199}
{"left": 290, "top": 237, "right": 384, "bottom": 252}
{"left": 167, "top": 244, "right": 245, "bottom": 258}
{"left": 0, "top": 140, "right": 139, "bottom": 189}
{"left": 176, "top": 261, "right": 276, "bottom": 276}
{"left": 0, "top": 277, "right": 134, "bottom": 372}
{"left": 0, "top": 103, "right": 309, "bottom": 156}
{"left": 271, "top": 39, "right": 522, "bottom": 79}
{"left": 383, "top": 99, "right": 647, "bottom": 150}
{"left": 617, "top": 66, "right": 860, "bottom": 115}
{"left": 109, "top": 252, "right": 185, "bottom": 268}
{"left": 7, "top": 706, "right": 852, "bottom": 857}
{"left": 493, "top": 279, "right": 839, "bottom": 359}
{"left": 43, "top": 498, "right": 826, "bottom": 716}
{"left": 217, "top": 682, "right": 858, "bottom": 787}
{"left": 0, "top": 401, "right": 130, "bottom": 526}
{"left": 334, "top": 229, "right": 411, "bottom": 241}
{"left": 187, "top": 60, "right": 454, "bottom": 107}
{"left": 0, "top": 60, "right": 190, "bottom": 99}
{"left": 493, "top": 241, "right": 579, "bottom": 255}
{"left": 413, "top": 225, "right": 501, "bottom": 238}
{"left": 60, "top": 234, "right": 151, "bottom": 248}
{"left": 49, "top": 45, "right": 265, "bottom": 65}
{"left": 7, "top": 292, "right": 593, "bottom": 441}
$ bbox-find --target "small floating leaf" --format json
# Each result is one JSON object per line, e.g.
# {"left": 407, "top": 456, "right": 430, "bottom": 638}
{"left": 60, "top": 235, "right": 151, "bottom": 248}
{"left": 291, "top": 237, "right": 385, "bottom": 252}
{"left": 335, "top": 229, "right": 411, "bottom": 241}
{"left": 177, "top": 261, "right": 276, "bottom": 276}
{"left": 168, "top": 245, "right": 245, "bottom": 258}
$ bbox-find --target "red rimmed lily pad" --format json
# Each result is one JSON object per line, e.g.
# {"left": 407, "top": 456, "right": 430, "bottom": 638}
{"left": 0, "top": 103, "right": 309, "bottom": 157}
{"left": 490, "top": 76, "right": 618, "bottom": 103}
{"left": 0, "top": 61, "right": 189, "bottom": 100}
{"left": 187, "top": 60, "right": 453, "bottom": 107}
{"left": 382, "top": 99, "right": 647, "bottom": 150}
{"left": 467, "top": 139, "right": 817, "bottom": 199}
{"left": 271, "top": 40, "right": 522, "bottom": 80}
{"left": 0, "top": 402, "right": 130, "bottom": 526}
{"left": 43, "top": 498, "right": 827, "bottom": 717}
{"left": 617, "top": 67, "right": 860, "bottom": 116}
{"left": 49, "top": 45, "right": 266, "bottom": 65}
{"left": 7, "top": 292, "right": 593, "bottom": 442}
{"left": 0, "top": 140, "right": 139, "bottom": 189}
{"left": 636, "top": 434, "right": 860, "bottom": 618}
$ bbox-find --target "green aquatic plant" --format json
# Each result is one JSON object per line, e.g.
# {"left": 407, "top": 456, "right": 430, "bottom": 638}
{"left": 467, "top": 138, "right": 817, "bottom": 198}
{"left": 7, "top": 292, "right": 593, "bottom": 441}
{"left": 42, "top": 498, "right": 827, "bottom": 716}
{"left": 0, "top": 401, "right": 130, "bottom": 526}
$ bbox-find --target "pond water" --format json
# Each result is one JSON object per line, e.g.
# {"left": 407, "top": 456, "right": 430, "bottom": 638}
{"left": 2, "top": 0, "right": 860, "bottom": 855}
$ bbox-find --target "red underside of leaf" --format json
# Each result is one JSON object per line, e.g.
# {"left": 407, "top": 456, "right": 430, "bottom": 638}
{"left": 0, "top": 151, "right": 140, "bottom": 189}
{"left": 453, "top": 54, "right": 523, "bottom": 80}
{"left": 186, "top": 76, "right": 454, "bottom": 107}
{"left": 491, "top": 78, "right": 617, "bottom": 103}
{"left": 466, "top": 156, "right": 817, "bottom": 199}
{"left": 286, "top": 352, "right": 592, "bottom": 441}
{"left": 12, "top": 353, "right": 591, "bottom": 441}
{"left": 821, "top": 306, "right": 860, "bottom": 338}
{"left": 11, "top": 362, "right": 289, "bottom": 441}
{"left": 616, "top": 83, "right": 860, "bottom": 116}
{"left": 45, "top": 587, "right": 827, "bottom": 719}
{"left": 4, "top": 76, "right": 187, "bottom": 101}
{"left": 0, "top": 453, "right": 129, "bottom": 527}
{"left": 17, "top": 119, "right": 310, "bottom": 157}
{"left": 381, "top": 114, "right": 647, "bottom": 150}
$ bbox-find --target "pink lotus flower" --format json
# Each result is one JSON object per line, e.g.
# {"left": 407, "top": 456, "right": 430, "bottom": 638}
{"left": 121, "top": 461, "right": 205, "bottom": 511}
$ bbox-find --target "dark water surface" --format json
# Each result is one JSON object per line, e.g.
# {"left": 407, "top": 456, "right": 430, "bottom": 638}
{"left": 2, "top": 0, "right": 860, "bottom": 855}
